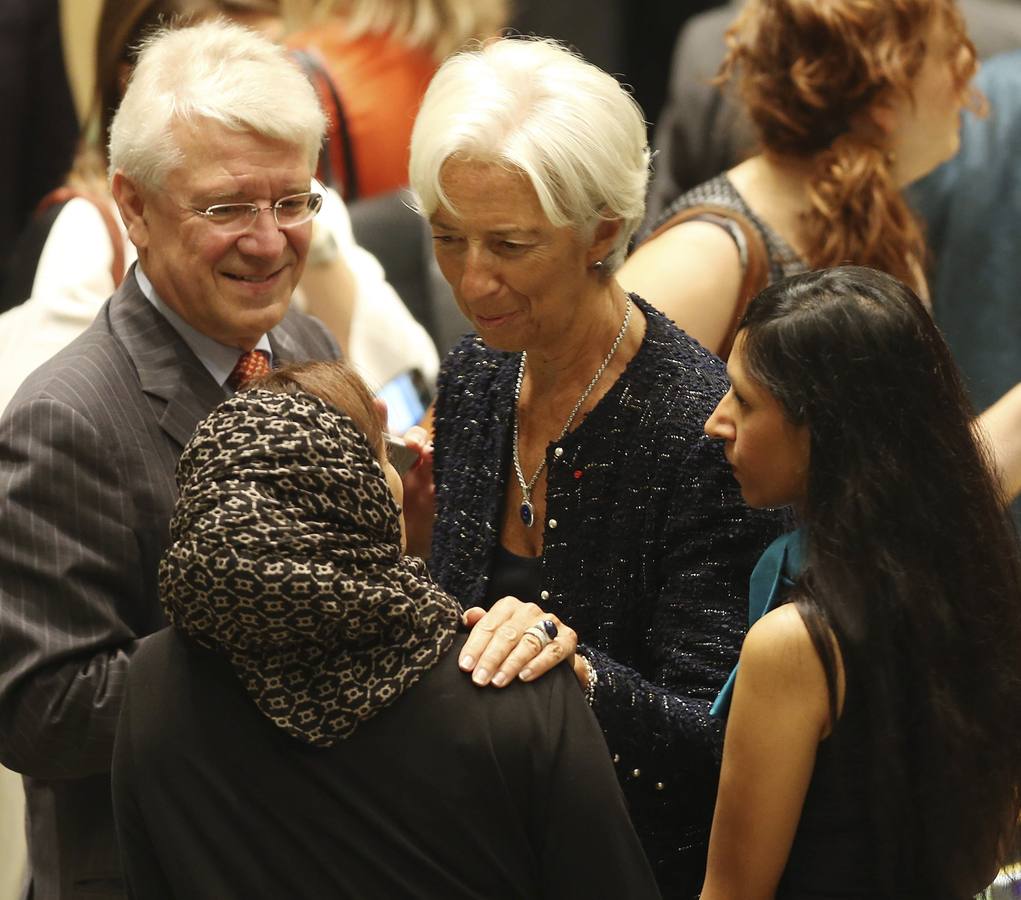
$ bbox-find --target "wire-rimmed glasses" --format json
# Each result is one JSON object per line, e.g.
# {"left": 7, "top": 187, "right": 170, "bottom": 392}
{"left": 187, "top": 180, "right": 325, "bottom": 234}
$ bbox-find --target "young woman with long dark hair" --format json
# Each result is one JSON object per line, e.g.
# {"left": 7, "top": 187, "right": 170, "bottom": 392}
{"left": 701, "top": 266, "right": 1021, "bottom": 898}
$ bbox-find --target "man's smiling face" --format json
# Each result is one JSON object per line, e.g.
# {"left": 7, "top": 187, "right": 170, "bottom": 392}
{"left": 119, "top": 119, "right": 313, "bottom": 350}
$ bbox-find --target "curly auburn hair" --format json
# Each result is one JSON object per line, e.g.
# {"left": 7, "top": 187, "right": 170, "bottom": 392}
{"left": 718, "top": 0, "right": 978, "bottom": 291}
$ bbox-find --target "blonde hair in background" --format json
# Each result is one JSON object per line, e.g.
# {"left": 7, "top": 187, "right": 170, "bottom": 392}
{"left": 60, "top": 0, "right": 103, "bottom": 123}
{"left": 277, "top": 0, "right": 508, "bottom": 59}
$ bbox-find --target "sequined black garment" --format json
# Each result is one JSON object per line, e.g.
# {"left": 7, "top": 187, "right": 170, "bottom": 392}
{"left": 651, "top": 173, "right": 808, "bottom": 284}
{"left": 431, "top": 295, "right": 785, "bottom": 896}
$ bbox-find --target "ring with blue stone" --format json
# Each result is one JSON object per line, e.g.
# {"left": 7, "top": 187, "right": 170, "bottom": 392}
{"left": 524, "top": 625, "right": 552, "bottom": 650}
{"left": 540, "top": 619, "right": 558, "bottom": 640}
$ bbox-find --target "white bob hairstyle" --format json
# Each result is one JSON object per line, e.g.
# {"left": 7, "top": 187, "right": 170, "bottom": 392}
{"left": 109, "top": 18, "right": 326, "bottom": 188}
{"left": 408, "top": 37, "right": 650, "bottom": 272}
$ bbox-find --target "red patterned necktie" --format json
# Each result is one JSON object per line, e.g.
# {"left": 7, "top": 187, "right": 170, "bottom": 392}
{"left": 228, "top": 349, "right": 271, "bottom": 390}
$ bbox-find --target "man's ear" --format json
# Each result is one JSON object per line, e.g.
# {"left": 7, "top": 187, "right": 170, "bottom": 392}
{"left": 587, "top": 216, "right": 624, "bottom": 268}
{"left": 110, "top": 171, "right": 151, "bottom": 251}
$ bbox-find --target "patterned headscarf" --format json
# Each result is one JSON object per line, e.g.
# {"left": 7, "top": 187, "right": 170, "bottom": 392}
{"left": 160, "top": 389, "right": 462, "bottom": 746}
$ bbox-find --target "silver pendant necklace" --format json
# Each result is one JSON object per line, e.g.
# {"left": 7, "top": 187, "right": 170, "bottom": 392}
{"left": 512, "top": 297, "right": 633, "bottom": 528}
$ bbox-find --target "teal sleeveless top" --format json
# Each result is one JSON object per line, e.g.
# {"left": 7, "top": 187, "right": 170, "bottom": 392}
{"left": 711, "top": 529, "right": 805, "bottom": 718}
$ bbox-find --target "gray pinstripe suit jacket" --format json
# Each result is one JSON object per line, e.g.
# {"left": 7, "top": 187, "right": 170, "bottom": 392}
{"left": 0, "top": 269, "right": 339, "bottom": 899}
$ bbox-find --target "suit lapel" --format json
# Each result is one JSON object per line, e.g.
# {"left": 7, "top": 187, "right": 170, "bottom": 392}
{"left": 268, "top": 323, "right": 300, "bottom": 365}
{"left": 107, "top": 271, "right": 227, "bottom": 449}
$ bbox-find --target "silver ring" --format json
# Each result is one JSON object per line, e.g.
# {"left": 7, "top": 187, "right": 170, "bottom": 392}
{"left": 523, "top": 625, "right": 552, "bottom": 651}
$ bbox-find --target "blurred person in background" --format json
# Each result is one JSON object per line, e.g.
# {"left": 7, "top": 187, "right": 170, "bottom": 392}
{"left": 909, "top": 50, "right": 1021, "bottom": 515}
{"left": 277, "top": 0, "right": 509, "bottom": 200}
{"left": 642, "top": 0, "right": 1021, "bottom": 226}
{"left": 0, "top": 0, "right": 78, "bottom": 302}
{"left": 619, "top": 0, "right": 1021, "bottom": 503}
{"left": 621, "top": 0, "right": 977, "bottom": 355}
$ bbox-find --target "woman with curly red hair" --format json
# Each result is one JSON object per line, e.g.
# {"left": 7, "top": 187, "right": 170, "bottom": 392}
{"left": 619, "top": 0, "right": 978, "bottom": 358}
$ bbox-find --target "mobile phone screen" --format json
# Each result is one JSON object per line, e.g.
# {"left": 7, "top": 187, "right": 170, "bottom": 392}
{"left": 376, "top": 370, "right": 429, "bottom": 435}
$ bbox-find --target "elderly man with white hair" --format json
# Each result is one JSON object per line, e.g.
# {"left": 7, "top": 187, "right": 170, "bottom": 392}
{"left": 0, "top": 20, "right": 338, "bottom": 898}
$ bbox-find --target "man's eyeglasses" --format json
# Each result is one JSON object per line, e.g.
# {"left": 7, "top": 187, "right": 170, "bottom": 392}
{"left": 188, "top": 182, "right": 324, "bottom": 234}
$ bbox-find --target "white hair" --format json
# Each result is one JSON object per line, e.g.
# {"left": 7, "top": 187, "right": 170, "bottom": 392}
{"left": 109, "top": 18, "right": 326, "bottom": 187}
{"left": 408, "top": 37, "right": 650, "bottom": 272}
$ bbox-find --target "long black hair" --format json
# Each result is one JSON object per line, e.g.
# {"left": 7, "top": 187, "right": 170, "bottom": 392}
{"left": 738, "top": 266, "right": 1021, "bottom": 897}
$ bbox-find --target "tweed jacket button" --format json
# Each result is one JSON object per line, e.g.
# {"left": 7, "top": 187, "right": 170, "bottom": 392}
{"left": 548, "top": 518, "right": 557, "bottom": 529}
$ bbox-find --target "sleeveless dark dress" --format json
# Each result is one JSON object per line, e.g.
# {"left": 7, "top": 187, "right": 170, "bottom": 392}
{"left": 777, "top": 683, "right": 875, "bottom": 897}
{"left": 714, "top": 532, "right": 969, "bottom": 899}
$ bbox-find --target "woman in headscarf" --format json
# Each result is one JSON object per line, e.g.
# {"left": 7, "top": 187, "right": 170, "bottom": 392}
{"left": 111, "top": 360, "right": 659, "bottom": 899}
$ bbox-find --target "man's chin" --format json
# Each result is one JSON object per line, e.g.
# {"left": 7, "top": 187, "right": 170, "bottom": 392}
{"left": 223, "top": 283, "right": 295, "bottom": 320}
{"left": 218, "top": 302, "right": 292, "bottom": 350}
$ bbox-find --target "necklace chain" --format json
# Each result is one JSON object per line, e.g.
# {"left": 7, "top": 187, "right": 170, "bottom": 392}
{"left": 512, "top": 297, "right": 633, "bottom": 527}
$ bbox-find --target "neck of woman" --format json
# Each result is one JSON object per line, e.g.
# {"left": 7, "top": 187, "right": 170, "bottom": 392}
{"left": 728, "top": 152, "right": 816, "bottom": 252}
{"left": 756, "top": 150, "right": 817, "bottom": 190}
{"left": 522, "top": 281, "right": 637, "bottom": 396}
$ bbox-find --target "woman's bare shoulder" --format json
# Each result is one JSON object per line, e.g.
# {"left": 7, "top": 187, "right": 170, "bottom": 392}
{"left": 741, "top": 602, "right": 843, "bottom": 736}
{"left": 618, "top": 222, "right": 742, "bottom": 352}
{"left": 742, "top": 604, "right": 817, "bottom": 679}
{"left": 625, "top": 218, "right": 742, "bottom": 278}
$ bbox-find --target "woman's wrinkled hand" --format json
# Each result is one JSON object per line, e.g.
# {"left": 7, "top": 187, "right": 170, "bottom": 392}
{"left": 459, "top": 596, "right": 577, "bottom": 687}
{"left": 400, "top": 425, "right": 435, "bottom": 558}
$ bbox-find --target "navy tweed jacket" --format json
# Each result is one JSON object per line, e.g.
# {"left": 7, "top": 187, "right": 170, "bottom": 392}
{"left": 431, "top": 295, "right": 783, "bottom": 896}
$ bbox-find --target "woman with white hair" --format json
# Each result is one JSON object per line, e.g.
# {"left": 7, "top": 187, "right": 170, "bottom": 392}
{"left": 405, "top": 37, "right": 782, "bottom": 896}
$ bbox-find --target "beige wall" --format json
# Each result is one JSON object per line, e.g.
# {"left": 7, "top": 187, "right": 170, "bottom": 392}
{"left": 61, "top": 0, "right": 104, "bottom": 123}
{"left": 0, "top": 766, "right": 26, "bottom": 900}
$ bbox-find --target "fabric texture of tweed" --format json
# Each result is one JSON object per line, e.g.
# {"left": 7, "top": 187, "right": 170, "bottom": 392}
{"left": 431, "top": 295, "right": 784, "bottom": 895}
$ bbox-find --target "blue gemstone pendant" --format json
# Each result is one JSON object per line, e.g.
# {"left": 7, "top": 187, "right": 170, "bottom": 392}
{"left": 520, "top": 500, "right": 535, "bottom": 528}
